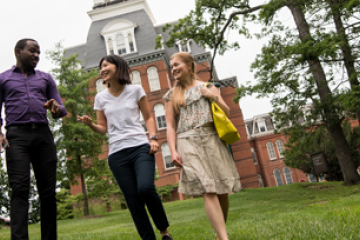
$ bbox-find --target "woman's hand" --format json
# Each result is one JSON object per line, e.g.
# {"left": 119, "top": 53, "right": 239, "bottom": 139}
{"left": 77, "top": 115, "right": 93, "bottom": 127}
{"left": 171, "top": 151, "right": 183, "bottom": 168}
{"left": 149, "top": 140, "right": 160, "bottom": 154}
{"left": 200, "top": 86, "right": 217, "bottom": 101}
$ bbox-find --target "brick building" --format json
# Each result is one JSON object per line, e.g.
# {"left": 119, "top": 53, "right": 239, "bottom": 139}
{"left": 65, "top": 0, "right": 314, "bottom": 198}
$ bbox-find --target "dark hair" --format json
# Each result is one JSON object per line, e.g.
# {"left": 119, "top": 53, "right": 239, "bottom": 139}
{"left": 14, "top": 38, "right": 37, "bottom": 52}
{"left": 99, "top": 55, "right": 132, "bottom": 85}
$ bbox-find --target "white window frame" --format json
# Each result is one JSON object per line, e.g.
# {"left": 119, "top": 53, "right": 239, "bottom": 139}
{"left": 161, "top": 142, "right": 175, "bottom": 169}
{"left": 147, "top": 67, "right": 161, "bottom": 92}
{"left": 176, "top": 40, "right": 191, "bottom": 53}
{"left": 116, "top": 34, "right": 127, "bottom": 55}
{"left": 274, "top": 169, "right": 284, "bottom": 186}
{"left": 96, "top": 79, "right": 107, "bottom": 93}
{"left": 283, "top": 167, "right": 293, "bottom": 184}
{"left": 251, "top": 147, "right": 258, "bottom": 165}
{"left": 101, "top": 19, "right": 138, "bottom": 56}
{"left": 276, "top": 140, "right": 285, "bottom": 158}
{"left": 131, "top": 71, "right": 141, "bottom": 86}
{"left": 266, "top": 142, "right": 277, "bottom": 160}
{"left": 154, "top": 104, "right": 167, "bottom": 130}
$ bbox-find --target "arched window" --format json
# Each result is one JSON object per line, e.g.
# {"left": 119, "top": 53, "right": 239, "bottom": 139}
{"left": 116, "top": 34, "right": 127, "bottom": 55}
{"left": 96, "top": 79, "right": 107, "bottom": 93}
{"left": 139, "top": 112, "right": 147, "bottom": 132}
{"left": 258, "top": 174, "right": 264, "bottom": 187}
{"left": 251, "top": 147, "right": 258, "bottom": 165}
{"left": 283, "top": 167, "right": 293, "bottom": 184}
{"left": 128, "top": 33, "right": 135, "bottom": 53}
{"left": 266, "top": 142, "right": 276, "bottom": 160}
{"left": 147, "top": 67, "right": 161, "bottom": 91}
{"left": 131, "top": 71, "right": 141, "bottom": 86}
{"left": 274, "top": 169, "right": 283, "bottom": 186}
{"left": 107, "top": 38, "right": 114, "bottom": 54}
{"left": 154, "top": 104, "right": 167, "bottom": 129}
{"left": 162, "top": 142, "right": 174, "bottom": 169}
{"left": 276, "top": 140, "right": 285, "bottom": 158}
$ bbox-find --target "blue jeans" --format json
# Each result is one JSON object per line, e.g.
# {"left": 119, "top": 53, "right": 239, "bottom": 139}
{"left": 108, "top": 144, "right": 169, "bottom": 240}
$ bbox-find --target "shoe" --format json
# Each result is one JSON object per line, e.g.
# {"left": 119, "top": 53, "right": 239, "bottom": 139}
{"left": 162, "top": 234, "right": 173, "bottom": 240}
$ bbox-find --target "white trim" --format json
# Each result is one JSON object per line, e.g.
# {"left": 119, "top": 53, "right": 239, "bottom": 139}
{"left": 283, "top": 167, "right": 293, "bottom": 184}
{"left": 275, "top": 139, "right": 285, "bottom": 158}
{"left": 88, "top": 0, "right": 156, "bottom": 24}
{"left": 266, "top": 142, "right": 277, "bottom": 160}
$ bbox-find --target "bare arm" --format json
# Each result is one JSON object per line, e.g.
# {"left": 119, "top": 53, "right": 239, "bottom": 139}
{"left": 77, "top": 110, "right": 107, "bottom": 135}
{"left": 200, "top": 85, "right": 230, "bottom": 117}
{"left": 165, "top": 100, "right": 182, "bottom": 167}
{"left": 139, "top": 96, "right": 159, "bottom": 154}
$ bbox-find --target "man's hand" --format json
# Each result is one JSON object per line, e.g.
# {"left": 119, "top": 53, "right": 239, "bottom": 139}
{"left": 0, "top": 134, "right": 9, "bottom": 152}
{"left": 43, "top": 99, "right": 61, "bottom": 118}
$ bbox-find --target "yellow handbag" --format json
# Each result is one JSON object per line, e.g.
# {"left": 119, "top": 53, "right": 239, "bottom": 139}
{"left": 205, "top": 83, "right": 241, "bottom": 145}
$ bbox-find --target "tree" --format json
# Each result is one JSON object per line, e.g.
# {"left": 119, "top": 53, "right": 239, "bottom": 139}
{"left": 283, "top": 120, "right": 360, "bottom": 180}
{"left": 157, "top": 0, "right": 360, "bottom": 185}
{"left": 0, "top": 157, "right": 10, "bottom": 217}
{"left": 47, "top": 43, "right": 107, "bottom": 216}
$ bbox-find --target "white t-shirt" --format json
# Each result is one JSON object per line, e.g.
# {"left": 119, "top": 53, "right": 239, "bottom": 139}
{"left": 94, "top": 84, "right": 149, "bottom": 155}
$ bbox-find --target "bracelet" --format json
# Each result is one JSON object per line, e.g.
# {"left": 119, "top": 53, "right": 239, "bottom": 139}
{"left": 211, "top": 96, "right": 219, "bottom": 103}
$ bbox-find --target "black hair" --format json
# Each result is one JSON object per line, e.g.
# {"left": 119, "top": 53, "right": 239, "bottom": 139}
{"left": 14, "top": 38, "right": 37, "bottom": 52}
{"left": 99, "top": 55, "right": 132, "bottom": 86}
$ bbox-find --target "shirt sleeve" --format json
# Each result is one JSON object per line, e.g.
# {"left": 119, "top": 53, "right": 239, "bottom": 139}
{"left": 46, "top": 73, "right": 67, "bottom": 117}
{"left": 94, "top": 94, "right": 102, "bottom": 111}
{"left": 162, "top": 89, "right": 173, "bottom": 102}
{"left": 137, "top": 85, "right": 146, "bottom": 103}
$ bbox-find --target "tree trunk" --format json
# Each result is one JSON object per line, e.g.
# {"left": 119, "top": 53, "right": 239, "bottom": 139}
{"left": 78, "top": 155, "right": 89, "bottom": 216}
{"left": 328, "top": 0, "right": 360, "bottom": 125}
{"left": 287, "top": 2, "right": 360, "bottom": 185}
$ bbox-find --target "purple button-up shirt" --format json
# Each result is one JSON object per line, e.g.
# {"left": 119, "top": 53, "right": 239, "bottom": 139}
{"left": 0, "top": 66, "right": 67, "bottom": 127}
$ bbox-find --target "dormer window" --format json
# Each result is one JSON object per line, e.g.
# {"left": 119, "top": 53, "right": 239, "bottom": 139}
{"left": 116, "top": 34, "right": 127, "bottom": 55}
{"left": 101, "top": 19, "right": 138, "bottom": 56}
{"left": 176, "top": 40, "right": 191, "bottom": 53}
{"left": 257, "top": 118, "right": 267, "bottom": 133}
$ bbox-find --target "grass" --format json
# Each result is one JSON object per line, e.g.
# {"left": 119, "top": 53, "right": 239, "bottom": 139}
{"left": 1, "top": 182, "right": 360, "bottom": 239}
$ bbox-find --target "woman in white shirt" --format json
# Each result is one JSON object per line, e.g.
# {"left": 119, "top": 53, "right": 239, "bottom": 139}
{"left": 78, "top": 55, "right": 172, "bottom": 240}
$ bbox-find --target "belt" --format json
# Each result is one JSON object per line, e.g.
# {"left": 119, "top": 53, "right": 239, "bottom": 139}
{"left": 7, "top": 123, "right": 47, "bottom": 129}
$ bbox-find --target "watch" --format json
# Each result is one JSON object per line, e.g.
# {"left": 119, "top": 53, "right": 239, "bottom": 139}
{"left": 149, "top": 135, "right": 158, "bottom": 141}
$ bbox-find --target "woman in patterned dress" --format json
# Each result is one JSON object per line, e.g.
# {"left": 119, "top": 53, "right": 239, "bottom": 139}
{"left": 163, "top": 52, "right": 241, "bottom": 240}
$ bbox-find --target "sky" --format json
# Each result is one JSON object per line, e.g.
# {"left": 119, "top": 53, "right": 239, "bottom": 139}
{"left": 0, "top": 0, "right": 277, "bottom": 120}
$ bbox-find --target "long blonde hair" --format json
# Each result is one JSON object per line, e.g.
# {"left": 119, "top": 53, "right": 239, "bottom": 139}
{"left": 171, "top": 52, "right": 196, "bottom": 116}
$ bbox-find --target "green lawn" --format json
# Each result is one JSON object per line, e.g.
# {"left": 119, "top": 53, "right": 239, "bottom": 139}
{"left": 1, "top": 182, "right": 360, "bottom": 240}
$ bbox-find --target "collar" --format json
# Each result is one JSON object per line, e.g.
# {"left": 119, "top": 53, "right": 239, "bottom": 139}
{"left": 12, "top": 66, "right": 36, "bottom": 75}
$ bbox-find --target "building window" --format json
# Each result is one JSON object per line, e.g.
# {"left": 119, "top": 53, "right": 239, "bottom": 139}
{"left": 96, "top": 79, "right": 107, "bottom": 93}
{"left": 276, "top": 140, "right": 285, "bottom": 158}
{"left": 116, "top": 34, "right": 127, "bottom": 55}
{"left": 274, "top": 169, "right": 283, "bottom": 186}
{"left": 266, "top": 142, "right": 276, "bottom": 160}
{"left": 107, "top": 39, "right": 114, "bottom": 54}
{"left": 147, "top": 67, "right": 161, "bottom": 91}
{"left": 176, "top": 40, "right": 191, "bottom": 53}
{"left": 251, "top": 147, "right": 258, "bottom": 165}
{"left": 131, "top": 71, "right": 141, "bottom": 86}
{"left": 154, "top": 104, "right": 167, "bottom": 129}
{"left": 308, "top": 174, "right": 317, "bottom": 182}
{"left": 162, "top": 142, "right": 174, "bottom": 169}
{"left": 258, "top": 174, "right": 264, "bottom": 187}
{"left": 283, "top": 167, "right": 293, "bottom": 184}
{"left": 139, "top": 112, "right": 147, "bottom": 132}
{"left": 128, "top": 33, "right": 135, "bottom": 53}
{"left": 257, "top": 119, "right": 267, "bottom": 132}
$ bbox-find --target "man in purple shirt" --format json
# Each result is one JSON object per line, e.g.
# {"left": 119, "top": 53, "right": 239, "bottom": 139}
{"left": 0, "top": 39, "right": 67, "bottom": 240}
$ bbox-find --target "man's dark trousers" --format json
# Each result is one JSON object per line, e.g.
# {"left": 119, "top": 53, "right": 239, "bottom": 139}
{"left": 6, "top": 124, "right": 57, "bottom": 240}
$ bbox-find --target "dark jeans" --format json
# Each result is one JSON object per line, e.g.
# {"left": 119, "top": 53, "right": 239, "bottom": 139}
{"left": 5, "top": 124, "right": 57, "bottom": 240}
{"left": 108, "top": 144, "right": 169, "bottom": 240}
